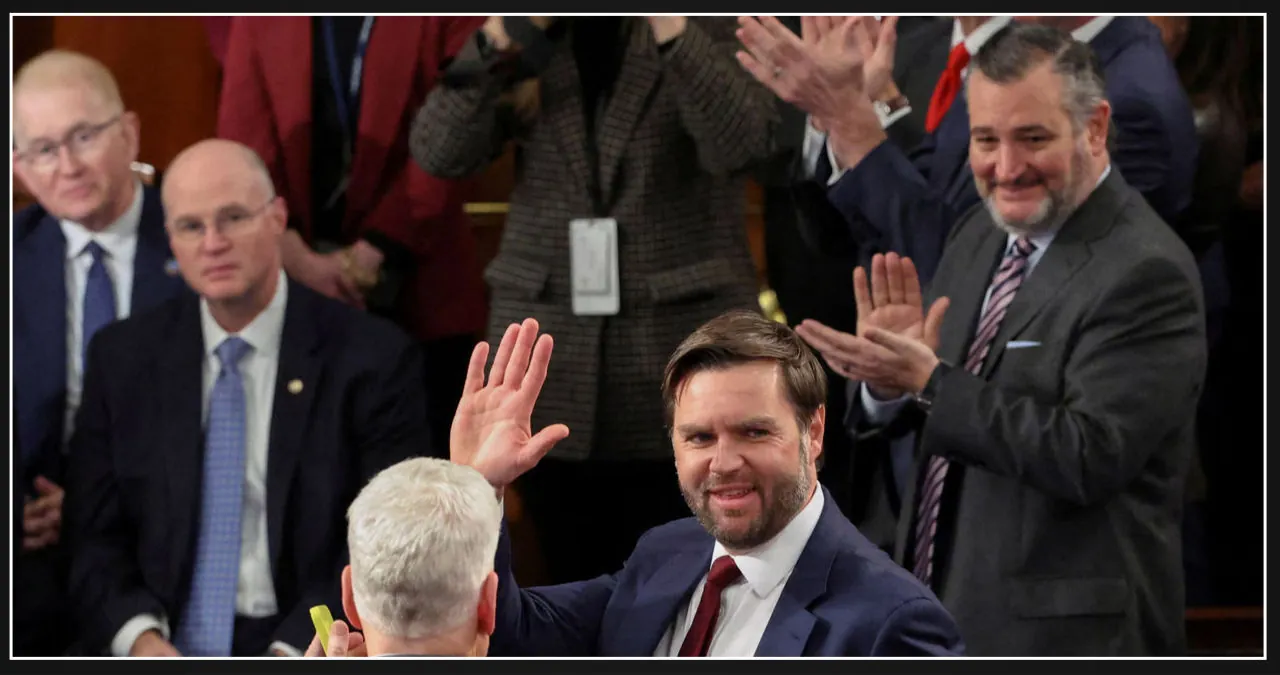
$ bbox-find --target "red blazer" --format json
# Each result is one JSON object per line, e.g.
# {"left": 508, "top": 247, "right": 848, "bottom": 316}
{"left": 216, "top": 16, "right": 488, "bottom": 341}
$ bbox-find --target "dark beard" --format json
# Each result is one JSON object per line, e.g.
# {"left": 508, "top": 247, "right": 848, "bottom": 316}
{"left": 682, "top": 441, "right": 811, "bottom": 551}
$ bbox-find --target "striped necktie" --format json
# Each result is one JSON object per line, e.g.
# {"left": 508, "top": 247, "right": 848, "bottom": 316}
{"left": 912, "top": 236, "right": 1036, "bottom": 587}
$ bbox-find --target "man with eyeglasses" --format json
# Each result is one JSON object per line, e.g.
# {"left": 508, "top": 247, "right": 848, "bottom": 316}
{"left": 12, "top": 49, "right": 187, "bottom": 656}
{"left": 63, "top": 138, "right": 432, "bottom": 657}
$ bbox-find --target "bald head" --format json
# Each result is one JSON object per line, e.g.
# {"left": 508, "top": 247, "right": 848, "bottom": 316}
{"left": 163, "top": 138, "right": 276, "bottom": 207}
{"left": 161, "top": 138, "right": 288, "bottom": 320}
{"left": 14, "top": 49, "right": 123, "bottom": 139}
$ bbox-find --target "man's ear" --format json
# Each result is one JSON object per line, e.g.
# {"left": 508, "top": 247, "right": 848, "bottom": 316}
{"left": 341, "top": 565, "right": 363, "bottom": 631}
{"left": 1090, "top": 100, "right": 1113, "bottom": 157}
{"left": 808, "top": 405, "right": 826, "bottom": 465}
{"left": 478, "top": 570, "right": 498, "bottom": 636}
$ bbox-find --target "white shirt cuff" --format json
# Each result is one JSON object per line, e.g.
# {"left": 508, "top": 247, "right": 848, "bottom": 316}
{"left": 876, "top": 102, "right": 913, "bottom": 130}
{"left": 821, "top": 102, "right": 911, "bottom": 187}
{"left": 801, "top": 116, "right": 827, "bottom": 179}
{"left": 270, "top": 640, "right": 304, "bottom": 657}
{"left": 860, "top": 382, "right": 911, "bottom": 426}
{"left": 112, "top": 613, "right": 169, "bottom": 657}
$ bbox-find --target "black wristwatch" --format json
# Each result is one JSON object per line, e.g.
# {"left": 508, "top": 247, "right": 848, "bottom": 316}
{"left": 913, "top": 360, "right": 953, "bottom": 413}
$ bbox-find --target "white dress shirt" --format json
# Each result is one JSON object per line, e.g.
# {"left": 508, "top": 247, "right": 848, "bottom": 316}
{"left": 59, "top": 181, "right": 143, "bottom": 450}
{"left": 653, "top": 487, "right": 826, "bottom": 657}
{"left": 112, "top": 270, "right": 299, "bottom": 657}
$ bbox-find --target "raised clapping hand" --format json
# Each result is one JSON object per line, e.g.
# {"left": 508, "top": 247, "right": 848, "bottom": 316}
{"left": 796, "top": 253, "right": 950, "bottom": 398}
{"left": 451, "top": 318, "right": 570, "bottom": 492}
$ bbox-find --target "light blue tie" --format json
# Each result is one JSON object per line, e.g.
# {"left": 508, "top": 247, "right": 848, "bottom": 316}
{"left": 81, "top": 241, "right": 117, "bottom": 366}
{"left": 175, "top": 336, "right": 252, "bottom": 656}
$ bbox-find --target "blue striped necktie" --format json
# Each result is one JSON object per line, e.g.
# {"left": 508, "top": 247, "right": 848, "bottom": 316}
{"left": 174, "top": 336, "right": 252, "bottom": 656}
{"left": 81, "top": 241, "right": 117, "bottom": 365}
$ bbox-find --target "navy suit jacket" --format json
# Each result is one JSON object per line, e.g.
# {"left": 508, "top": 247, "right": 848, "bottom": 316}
{"left": 489, "top": 486, "right": 963, "bottom": 656}
{"left": 12, "top": 186, "right": 184, "bottom": 656}
{"left": 64, "top": 279, "right": 431, "bottom": 654}
{"left": 822, "top": 17, "right": 1198, "bottom": 286}
{"left": 13, "top": 186, "right": 185, "bottom": 490}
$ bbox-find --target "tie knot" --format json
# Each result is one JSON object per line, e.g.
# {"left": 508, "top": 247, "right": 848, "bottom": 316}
{"left": 948, "top": 41, "right": 971, "bottom": 68}
{"left": 84, "top": 241, "right": 107, "bottom": 262}
{"left": 215, "top": 337, "right": 252, "bottom": 371}
{"left": 1012, "top": 236, "right": 1036, "bottom": 258}
{"left": 706, "top": 555, "right": 742, "bottom": 592}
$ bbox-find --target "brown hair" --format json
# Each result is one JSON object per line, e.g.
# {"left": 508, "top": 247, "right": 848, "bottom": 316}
{"left": 662, "top": 310, "right": 826, "bottom": 431}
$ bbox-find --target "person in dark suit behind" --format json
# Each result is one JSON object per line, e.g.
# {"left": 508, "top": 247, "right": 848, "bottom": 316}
{"left": 11, "top": 49, "right": 188, "bottom": 656}
{"left": 64, "top": 138, "right": 431, "bottom": 657}
{"left": 216, "top": 17, "right": 490, "bottom": 460}
{"left": 411, "top": 15, "right": 779, "bottom": 586}
{"left": 442, "top": 312, "right": 963, "bottom": 656}
{"left": 303, "top": 457, "right": 503, "bottom": 658}
{"left": 756, "top": 15, "right": 949, "bottom": 526}
{"left": 795, "top": 24, "right": 1206, "bottom": 655}
{"left": 742, "top": 15, "right": 1199, "bottom": 285}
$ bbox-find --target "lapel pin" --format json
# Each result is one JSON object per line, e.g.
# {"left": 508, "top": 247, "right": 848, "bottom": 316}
{"left": 288, "top": 379, "right": 304, "bottom": 394}
{"left": 164, "top": 258, "right": 180, "bottom": 276}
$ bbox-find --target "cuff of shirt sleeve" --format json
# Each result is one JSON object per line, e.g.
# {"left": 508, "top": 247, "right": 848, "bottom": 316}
{"left": 111, "top": 614, "right": 169, "bottom": 657}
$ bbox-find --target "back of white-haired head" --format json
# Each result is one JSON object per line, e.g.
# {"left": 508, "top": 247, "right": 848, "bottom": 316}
{"left": 346, "top": 457, "right": 502, "bottom": 640}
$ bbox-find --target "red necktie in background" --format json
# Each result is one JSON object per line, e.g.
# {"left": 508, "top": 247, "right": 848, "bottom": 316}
{"left": 925, "top": 42, "right": 971, "bottom": 133}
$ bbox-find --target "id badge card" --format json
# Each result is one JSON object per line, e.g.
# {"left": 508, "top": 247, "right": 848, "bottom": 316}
{"left": 569, "top": 218, "right": 620, "bottom": 316}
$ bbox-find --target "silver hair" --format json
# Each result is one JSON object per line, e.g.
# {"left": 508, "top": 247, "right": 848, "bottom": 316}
{"left": 971, "top": 22, "right": 1110, "bottom": 136}
{"left": 346, "top": 457, "right": 502, "bottom": 640}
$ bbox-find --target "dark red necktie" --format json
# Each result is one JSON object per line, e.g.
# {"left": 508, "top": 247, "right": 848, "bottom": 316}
{"left": 678, "top": 555, "right": 742, "bottom": 657}
{"left": 925, "top": 42, "right": 971, "bottom": 133}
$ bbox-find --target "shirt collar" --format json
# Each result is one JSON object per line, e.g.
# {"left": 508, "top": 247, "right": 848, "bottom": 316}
{"left": 710, "top": 485, "right": 825, "bottom": 599}
{"left": 199, "top": 269, "right": 289, "bottom": 363}
{"left": 952, "top": 16, "right": 1013, "bottom": 54}
{"left": 59, "top": 180, "right": 144, "bottom": 262}
{"left": 1071, "top": 16, "right": 1114, "bottom": 43}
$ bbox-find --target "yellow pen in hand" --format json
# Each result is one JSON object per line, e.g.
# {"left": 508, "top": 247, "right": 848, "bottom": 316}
{"left": 310, "top": 605, "right": 336, "bottom": 655}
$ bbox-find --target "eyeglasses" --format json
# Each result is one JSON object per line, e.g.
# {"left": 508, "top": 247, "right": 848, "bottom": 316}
{"left": 14, "top": 114, "right": 123, "bottom": 172}
{"left": 167, "top": 198, "right": 276, "bottom": 243}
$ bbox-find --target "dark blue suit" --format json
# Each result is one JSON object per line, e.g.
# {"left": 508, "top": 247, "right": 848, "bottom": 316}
{"left": 822, "top": 17, "right": 1198, "bottom": 285}
{"left": 13, "top": 186, "right": 184, "bottom": 491}
{"left": 489, "top": 486, "right": 963, "bottom": 656}
{"left": 12, "top": 186, "right": 184, "bottom": 656}
{"left": 64, "top": 279, "right": 431, "bottom": 655}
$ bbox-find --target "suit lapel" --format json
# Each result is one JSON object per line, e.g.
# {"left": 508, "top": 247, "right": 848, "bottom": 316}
{"left": 616, "top": 543, "right": 711, "bottom": 655}
{"left": 265, "top": 281, "right": 323, "bottom": 576}
{"left": 595, "top": 19, "right": 662, "bottom": 211}
{"left": 131, "top": 187, "right": 182, "bottom": 311}
{"left": 980, "top": 173, "right": 1125, "bottom": 376}
{"left": 15, "top": 217, "right": 68, "bottom": 465}
{"left": 346, "top": 17, "right": 421, "bottom": 223}
{"left": 540, "top": 39, "right": 596, "bottom": 212}
{"left": 160, "top": 294, "right": 208, "bottom": 586}
{"left": 259, "top": 18, "right": 315, "bottom": 229}
{"left": 935, "top": 220, "right": 1005, "bottom": 365}
{"left": 755, "top": 490, "right": 841, "bottom": 656}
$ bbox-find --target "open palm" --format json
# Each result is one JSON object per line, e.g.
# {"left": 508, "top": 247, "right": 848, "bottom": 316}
{"left": 854, "top": 252, "right": 945, "bottom": 351}
{"left": 451, "top": 318, "right": 569, "bottom": 488}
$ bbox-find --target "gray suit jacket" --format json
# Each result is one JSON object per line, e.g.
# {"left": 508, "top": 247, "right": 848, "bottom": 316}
{"left": 411, "top": 18, "right": 777, "bottom": 461}
{"left": 849, "top": 170, "right": 1206, "bottom": 655}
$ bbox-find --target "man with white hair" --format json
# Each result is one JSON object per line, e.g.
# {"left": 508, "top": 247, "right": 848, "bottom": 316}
{"left": 305, "top": 457, "right": 502, "bottom": 657}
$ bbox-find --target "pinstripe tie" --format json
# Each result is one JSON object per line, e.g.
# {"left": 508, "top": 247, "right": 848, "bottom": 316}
{"left": 175, "top": 336, "right": 251, "bottom": 656}
{"left": 912, "top": 236, "right": 1035, "bottom": 587}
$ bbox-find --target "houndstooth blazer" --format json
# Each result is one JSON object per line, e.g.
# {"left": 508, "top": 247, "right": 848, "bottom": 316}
{"left": 411, "top": 17, "right": 780, "bottom": 461}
